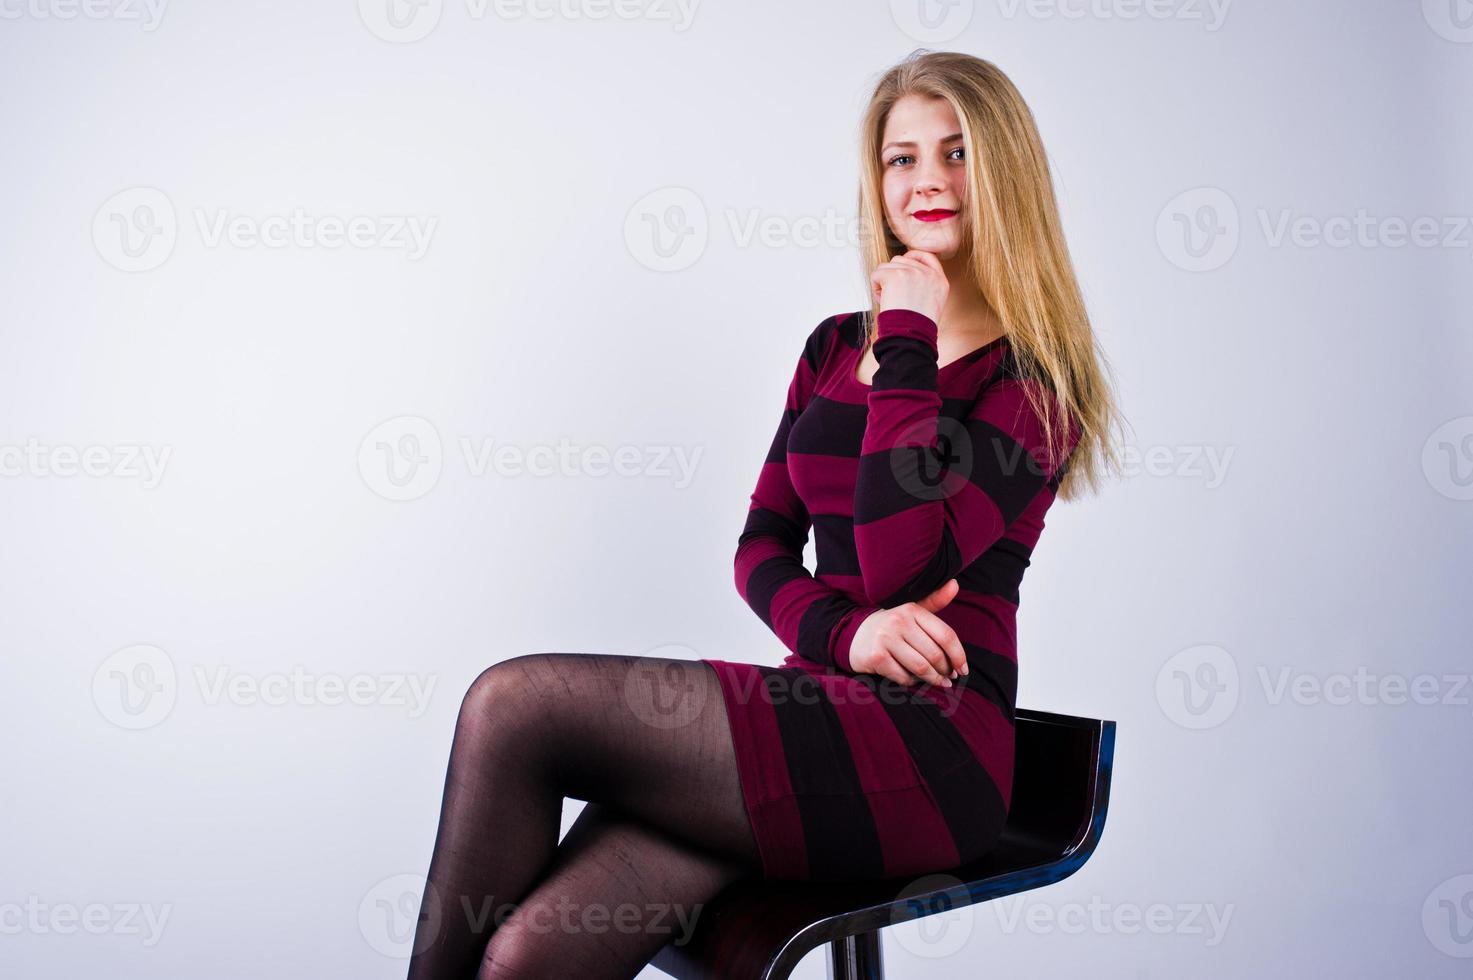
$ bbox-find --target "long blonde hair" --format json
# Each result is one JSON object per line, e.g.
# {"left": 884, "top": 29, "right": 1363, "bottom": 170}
{"left": 855, "top": 49, "right": 1127, "bottom": 500}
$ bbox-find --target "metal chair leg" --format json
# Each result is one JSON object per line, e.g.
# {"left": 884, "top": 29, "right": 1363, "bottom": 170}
{"left": 827, "top": 930, "right": 883, "bottom": 980}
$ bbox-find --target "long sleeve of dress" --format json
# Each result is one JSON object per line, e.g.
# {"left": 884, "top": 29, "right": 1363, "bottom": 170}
{"left": 853, "top": 308, "right": 1080, "bottom": 609}
{"left": 735, "top": 322, "right": 883, "bottom": 672}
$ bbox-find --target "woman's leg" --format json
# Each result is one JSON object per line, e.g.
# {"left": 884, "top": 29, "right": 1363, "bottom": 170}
{"left": 405, "top": 652, "right": 763, "bottom": 980}
{"left": 477, "top": 801, "right": 753, "bottom": 979}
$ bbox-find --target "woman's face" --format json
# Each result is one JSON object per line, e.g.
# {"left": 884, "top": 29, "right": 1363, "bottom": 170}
{"left": 878, "top": 93, "right": 968, "bottom": 259}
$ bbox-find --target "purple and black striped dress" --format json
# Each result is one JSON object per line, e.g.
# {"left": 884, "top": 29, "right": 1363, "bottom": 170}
{"left": 701, "top": 307, "right": 1079, "bottom": 882}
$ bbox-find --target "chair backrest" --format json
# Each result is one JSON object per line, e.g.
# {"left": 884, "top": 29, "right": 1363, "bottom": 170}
{"left": 991, "top": 707, "right": 1114, "bottom": 862}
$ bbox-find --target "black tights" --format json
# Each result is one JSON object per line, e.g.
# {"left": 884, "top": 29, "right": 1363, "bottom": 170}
{"left": 405, "top": 653, "right": 764, "bottom": 980}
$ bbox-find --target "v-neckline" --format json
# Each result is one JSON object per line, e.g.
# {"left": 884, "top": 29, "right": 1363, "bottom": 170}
{"left": 848, "top": 331, "right": 1008, "bottom": 389}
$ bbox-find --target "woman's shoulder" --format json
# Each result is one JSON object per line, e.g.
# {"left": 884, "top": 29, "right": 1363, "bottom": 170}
{"left": 797, "top": 309, "right": 868, "bottom": 371}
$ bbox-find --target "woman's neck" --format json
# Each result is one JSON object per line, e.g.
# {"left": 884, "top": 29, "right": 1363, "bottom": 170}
{"left": 934, "top": 268, "right": 1003, "bottom": 343}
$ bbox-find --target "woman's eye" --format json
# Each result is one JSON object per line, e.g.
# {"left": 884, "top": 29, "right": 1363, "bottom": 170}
{"left": 885, "top": 149, "right": 963, "bottom": 167}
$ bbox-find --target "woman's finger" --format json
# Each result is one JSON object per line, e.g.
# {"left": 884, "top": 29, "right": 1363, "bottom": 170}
{"left": 897, "top": 620, "right": 956, "bottom": 682}
{"left": 902, "top": 249, "right": 944, "bottom": 273}
{"left": 911, "top": 608, "right": 968, "bottom": 677}
{"left": 891, "top": 641, "right": 951, "bottom": 688}
{"left": 877, "top": 654, "right": 916, "bottom": 688}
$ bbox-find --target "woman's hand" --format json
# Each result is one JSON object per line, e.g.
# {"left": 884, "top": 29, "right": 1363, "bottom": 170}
{"left": 846, "top": 579, "right": 970, "bottom": 688}
{"left": 869, "top": 249, "right": 950, "bottom": 324}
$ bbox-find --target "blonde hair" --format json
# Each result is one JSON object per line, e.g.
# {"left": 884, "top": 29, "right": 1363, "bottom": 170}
{"left": 855, "top": 49, "right": 1128, "bottom": 500}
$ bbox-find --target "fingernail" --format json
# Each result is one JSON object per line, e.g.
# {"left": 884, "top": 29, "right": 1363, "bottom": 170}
{"left": 942, "top": 678, "right": 953, "bottom": 688}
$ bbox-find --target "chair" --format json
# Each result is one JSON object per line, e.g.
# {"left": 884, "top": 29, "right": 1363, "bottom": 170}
{"left": 649, "top": 708, "right": 1116, "bottom": 980}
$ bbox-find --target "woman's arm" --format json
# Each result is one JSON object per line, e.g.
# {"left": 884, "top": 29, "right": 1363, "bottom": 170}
{"left": 735, "top": 317, "right": 883, "bottom": 672}
{"left": 852, "top": 308, "right": 1079, "bottom": 609}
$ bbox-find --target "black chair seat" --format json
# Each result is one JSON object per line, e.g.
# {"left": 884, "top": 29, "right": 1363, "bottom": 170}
{"left": 650, "top": 708, "right": 1116, "bottom": 980}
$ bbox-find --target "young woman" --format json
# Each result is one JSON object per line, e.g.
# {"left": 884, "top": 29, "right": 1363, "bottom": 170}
{"left": 406, "top": 49, "right": 1122, "bottom": 980}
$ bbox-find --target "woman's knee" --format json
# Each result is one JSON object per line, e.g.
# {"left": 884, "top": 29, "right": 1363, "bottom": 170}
{"left": 456, "top": 654, "right": 561, "bottom": 740}
{"left": 475, "top": 900, "right": 567, "bottom": 980}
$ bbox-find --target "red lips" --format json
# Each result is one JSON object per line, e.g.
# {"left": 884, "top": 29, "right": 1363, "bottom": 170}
{"left": 913, "top": 209, "right": 957, "bottom": 222}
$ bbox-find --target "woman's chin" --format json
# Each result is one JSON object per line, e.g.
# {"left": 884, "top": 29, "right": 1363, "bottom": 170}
{"left": 899, "top": 228, "right": 961, "bottom": 258}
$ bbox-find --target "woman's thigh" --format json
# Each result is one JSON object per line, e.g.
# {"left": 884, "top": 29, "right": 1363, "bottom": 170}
{"left": 469, "top": 651, "right": 760, "bottom": 864}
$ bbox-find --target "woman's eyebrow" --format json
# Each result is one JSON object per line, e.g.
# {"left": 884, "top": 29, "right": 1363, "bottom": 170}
{"left": 880, "top": 132, "right": 965, "bottom": 153}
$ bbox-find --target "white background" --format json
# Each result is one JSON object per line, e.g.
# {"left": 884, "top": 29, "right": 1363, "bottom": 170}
{"left": 1, "top": 0, "right": 1470, "bottom": 977}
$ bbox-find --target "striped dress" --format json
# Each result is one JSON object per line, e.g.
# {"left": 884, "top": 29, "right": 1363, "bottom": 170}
{"left": 701, "top": 307, "right": 1079, "bottom": 882}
